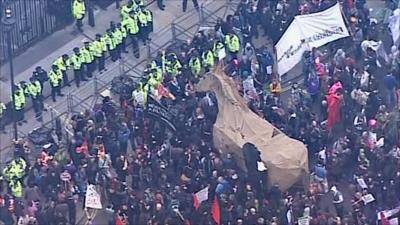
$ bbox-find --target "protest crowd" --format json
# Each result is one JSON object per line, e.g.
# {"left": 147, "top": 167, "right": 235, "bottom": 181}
{"left": 0, "top": 0, "right": 400, "bottom": 224}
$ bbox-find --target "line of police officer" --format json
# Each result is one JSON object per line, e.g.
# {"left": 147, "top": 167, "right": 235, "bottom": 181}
{"left": 5, "top": 0, "right": 153, "bottom": 126}
{"left": 130, "top": 30, "right": 241, "bottom": 107}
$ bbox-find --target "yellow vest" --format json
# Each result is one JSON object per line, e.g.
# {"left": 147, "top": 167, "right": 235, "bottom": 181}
{"left": 14, "top": 90, "right": 26, "bottom": 110}
{"left": 27, "top": 81, "right": 42, "bottom": 98}
{"left": 49, "top": 70, "right": 62, "bottom": 87}
{"left": 122, "top": 15, "right": 139, "bottom": 34}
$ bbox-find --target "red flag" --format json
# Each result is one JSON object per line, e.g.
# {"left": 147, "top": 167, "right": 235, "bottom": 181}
{"left": 211, "top": 196, "right": 221, "bottom": 225}
{"left": 380, "top": 212, "right": 391, "bottom": 225}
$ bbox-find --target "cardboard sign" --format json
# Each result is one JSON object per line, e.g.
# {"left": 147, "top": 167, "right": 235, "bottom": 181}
{"left": 362, "top": 194, "right": 375, "bottom": 204}
{"left": 357, "top": 178, "right": 368, "bottom": 189}
{"left": 298, "top": 216, "right": 310, "bottom": 225}
{"left": 85, "top": 185, "right": 102, "bottom": 209}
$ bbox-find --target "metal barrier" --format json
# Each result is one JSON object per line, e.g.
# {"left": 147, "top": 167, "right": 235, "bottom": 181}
{"left": 0, "top": 0, "right": 74, "bottom": 62}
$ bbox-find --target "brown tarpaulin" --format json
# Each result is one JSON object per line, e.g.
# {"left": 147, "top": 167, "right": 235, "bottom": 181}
{"left": 197, "top": 69, "right": 309, "bottom": 191}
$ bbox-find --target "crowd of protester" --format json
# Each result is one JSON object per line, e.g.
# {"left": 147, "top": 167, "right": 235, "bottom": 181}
{"left": 1, "top": 0, "right": 400, "bottom": 224}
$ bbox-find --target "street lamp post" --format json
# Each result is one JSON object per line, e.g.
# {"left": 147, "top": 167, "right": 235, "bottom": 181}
{"left": 1, "top": 7, "right": 18, "bottom": 141}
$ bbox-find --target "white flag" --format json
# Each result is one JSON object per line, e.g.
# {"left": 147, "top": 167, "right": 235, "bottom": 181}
{"left": 193, "top": 186, "right": 209, "bottom": 209}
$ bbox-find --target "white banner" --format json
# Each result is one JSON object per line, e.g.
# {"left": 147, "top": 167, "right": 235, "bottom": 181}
{"left": 85, "top": 185, "right": 102, "bottom": 209}
{"left": 276, "top": 19, "right": 307, "bottom": 75}
{"left": 295, "top": 3, "right": 350, "bottom": 49}
{"left": 276, "top": 3, "right": 350, "bottom": 75}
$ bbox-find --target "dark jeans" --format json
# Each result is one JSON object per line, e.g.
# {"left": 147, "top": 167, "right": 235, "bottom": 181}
{"left": 14, "top": 108, "right": 25, "bottom": 123}
{"left": 74, "top": 69, "right": 82, "bottom": 87}
{"left": 183, "top": 0, "right": 199, "bottom": 12}
{"left": 130, "top": 34, "right": 140, "bottom": 58}
{"left": 83, "top": 62, "right": 93, "bottom": 78}
{"left": 76, "top": 17, "right": 84, "bottom": 30}
{"left": 110, "top": 48, "right": 119, "bottom": 62}
{"left": 32, "top": 97, "right": 43, "bottom": 119}
{"left": 97, "top": 55, "right": 105, "bottom": 71}
{"left": 62, "top": 70, "right": 70, "bottom": 86}
{"left": 157, "top": 0, "right": 164, "bottom": 9}
{"left": 51, "top": 85, "right": 61, "bottom": 101}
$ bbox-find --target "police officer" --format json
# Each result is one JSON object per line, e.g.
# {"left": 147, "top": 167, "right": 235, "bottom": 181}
{"left": 49, "top": 64, "right": 64, "bottom": 102}
{"left": 137, "top": 7, "right": 148, "bottom": 45}
{"left": 122, "top": 10, "right": 140, "bottom": 58}
{"left": 143, "top": 6, "right": 153, "bottom": 37}
{"left": 202, "top": 45, "right": 214, "bottom": 72}
{"left": 72, "top": 0, "right": 86, "bottom": 31}
{"left": 81, "top": 40, "right": 95, "bottom": 78}
{"left": 91, "top": 34, "right": 107, "bottom": 73}
{"left": 69, "top": 47, "right": 86, "bottom": 88}
{"left": 106, "top": 29, "right": 119, "bottom": 62}
{"left": 213, "top": 40, "right": 225, "bottom": 58}
{"left": 111, "top": 21, "right": 123, "bottom": 59}
{"left": 165, "top": 53, "right": 182, "bottom": 77}
{"left": 0, "top": 101, "right": 6, "bottom": 133}
{"left": 54, "top": 54, "right": 71, "bottom": 87}
{"left": 33, "top": 66, "right": 48, "bottom": 89}
{"left": 117, "top": 22, "right": 128, "bottom": 54}
{"left": 189, "top": 51, "right": 202, "bottom": 77}
{"left": 13, "top": 84, "right": 27, "bottom": 125}
{"left": 225, "top": 32, "right": 240, "bottom": 59}
{"left": 26, "top": 77, "right": 44, "bottom": 121}
{"left": 121, "top": 0, "right": 135, "bottom": 20}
